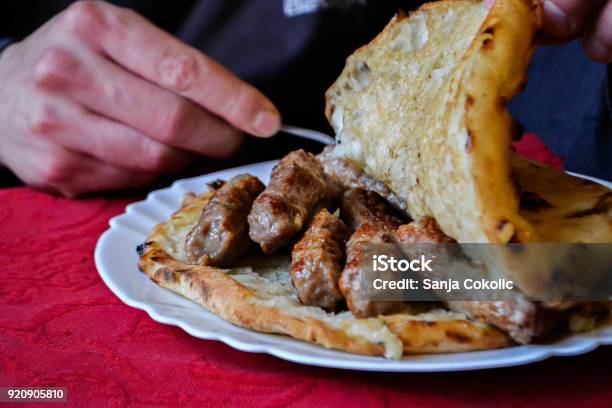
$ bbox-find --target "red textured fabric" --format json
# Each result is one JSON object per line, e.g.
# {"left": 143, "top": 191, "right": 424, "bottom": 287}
{"left": 512, "top": 133, "right": 565, "bottom": 171}
{"left": 1, "top": 140, "right": 610, "bottom": 407}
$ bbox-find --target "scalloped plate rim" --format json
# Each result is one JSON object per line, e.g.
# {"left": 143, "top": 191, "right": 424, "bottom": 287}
{"left": 94, "top": 161, "right": 612, "bottom": 372}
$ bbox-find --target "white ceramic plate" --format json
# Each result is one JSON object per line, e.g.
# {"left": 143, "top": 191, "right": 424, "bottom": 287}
{"left": 94, "top": 161, "right": 612, "bottom": 372}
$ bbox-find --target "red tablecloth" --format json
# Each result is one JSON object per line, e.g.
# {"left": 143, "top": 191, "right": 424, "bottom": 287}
{"left": 1, "top": 136, "right": 611, "bottom": 407}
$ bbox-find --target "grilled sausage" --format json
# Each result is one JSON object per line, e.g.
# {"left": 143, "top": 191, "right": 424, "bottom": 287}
{"left": 395, "top": 217, "right": 454, "bottom": 244}
{"left": 338, "top": 188, "right": 404, "bottom": 317}
{"left": 318, "top": 146, "right": 409, "bottom": 214}
{"left": 395, "top": 218, "right": 546, "bottom": 343}
{"left": 248, "top": 150, "right": 333, "bottom": 254}
{"left": 290, "top": 209, "right": 349, "bottom": 311}
{"left": 339, "top": 223, "right": 404, "bottom": 318}
{"left": 340, "top": 188, "right": 403, "bottom": 232}
{"left": 185, "top": 174, "right": 265, "bottom": 266}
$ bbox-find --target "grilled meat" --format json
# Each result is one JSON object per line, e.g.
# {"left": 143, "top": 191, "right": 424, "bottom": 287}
{"left": 340, "top": 222, "right": 404, "bottom": 317}
{"left": 185, "top": 174, "right": 264, "bottom": 266}
{"left": 248, "top": 150, "right": 334, "bottom": 254}
{"left": 340, "top": 188, "right": 403, "bottom": 232}
{"left": 319, "top": 146, "right": 409, "bottom": 214}
{"left": 290, "top": 209, "right": 349, "bottom": 311}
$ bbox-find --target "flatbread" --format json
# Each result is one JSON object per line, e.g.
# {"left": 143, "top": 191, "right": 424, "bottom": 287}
{"left": 323, "top": 0, "right": 611, "bottom": 303}
{"left": 326, "top": 0, "right": 543, "bottom": 243}
{"left": 511, "top": 155, "right": 612, "bottom": 243}
{"left": 138, "top": 192, "right": 511, "bottom": 359}
{"left": 138, "top": 0, "right": 609, "bottom": 357}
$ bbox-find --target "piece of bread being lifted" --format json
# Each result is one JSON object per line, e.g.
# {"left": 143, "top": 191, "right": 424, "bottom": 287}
{"left": 327, "top": 0, "right": 543, "bottom": 244}
{"left": 325, "top": 0, "right": 612, "bottom": 342}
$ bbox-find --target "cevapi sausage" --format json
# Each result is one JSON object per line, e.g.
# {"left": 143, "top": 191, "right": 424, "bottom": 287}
{"left": 290, "top": 209, "right": 349, "bottom": 311}
{"left": 340, "top": 188, "right": 403, "bottom": 232}
{"left": 339, "top": 188, "right": 404, "bottom": 318}
{"left": 248, "top": 149, "right": 333, "bottom": 254}
{"left": 395, "top": 217, "right": 454, "bottom": 244}
{"left": 339, "top": 223, "right": 405, "bottom": 318}
{"left": 395, "top": 218, "right": 550, "bottom": 344}
{"left": 318, "top": 146, "right": 409, "bottom": 214}
{"left": 185, "top": 174, "right": 264, "bottom": 266}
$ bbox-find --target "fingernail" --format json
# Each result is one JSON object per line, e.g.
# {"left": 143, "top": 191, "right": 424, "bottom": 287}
{"left": 543, "top": 1, "right": 572, "bottom": 37}
{"left": 254, "top": 110, "right": 280, "bottom": 136}
{"left": 587, "top": 38, "right": 610, "bottom": 63}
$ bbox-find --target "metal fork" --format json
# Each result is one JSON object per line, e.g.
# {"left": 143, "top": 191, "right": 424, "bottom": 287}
{"left": 280, "top": 124, "right": 335, "bottom": 145}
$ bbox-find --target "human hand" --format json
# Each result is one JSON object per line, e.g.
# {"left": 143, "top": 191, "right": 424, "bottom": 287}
{"left": 0, "top": 1, "right": 280, "bottom": 196}
{"left": 541, "top": 0, "right": 612, "bottom": 62}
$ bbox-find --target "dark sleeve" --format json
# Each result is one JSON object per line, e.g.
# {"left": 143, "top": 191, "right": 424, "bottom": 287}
{"left": 606, "top": 64, "right": 612, "bottom": 121}
{"left": 0, "top": 38, "right": 14, "bottom": 54}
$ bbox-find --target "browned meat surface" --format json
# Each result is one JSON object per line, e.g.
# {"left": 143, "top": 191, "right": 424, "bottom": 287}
{"left": 444, "top": 301, "right": 552, "bottom": 344}
{"left": 290, "top": 209, "right": 349, "bottom": 311}
{"left": 340, "top": 188, "right": 402, "bottom": 232}
{"left": 339, "top": 223, "right": 404, "bottom": 318}
{"left": 248, "top": 150, "right": 333, "bottom": 254}
{"left": 395, "top": 217, "right": 455, "bottom": 244}
{"left": 318, "top": 146, "right": 409, "bottom": 214}
{"left": 337, "top": 188, "right": 404, "bottom": 317}
{"left": 446, "top": 300, "right": 608, "bottom": 344}
{"left": 395, "top": 217, "right": 552, "bottom": 344}
{"left": 185, "top": 174, "right": 264, "bottom": 266}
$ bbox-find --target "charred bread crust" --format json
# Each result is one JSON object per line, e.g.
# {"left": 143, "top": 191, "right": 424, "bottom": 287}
{"left": 382, "top": 313, "right": 511, "bottom": 353}
{"left": 139, "top": 245, "right": 387, "bottom": 357}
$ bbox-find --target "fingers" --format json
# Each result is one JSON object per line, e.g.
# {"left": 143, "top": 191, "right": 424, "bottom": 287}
{"left": 583, "top": 1, "right": 612, "bottom": 62}
{"left": 55, "top": 155, "right": 157, "bottom": 197}
{"left": 542, "top": 0, "right": 612, "bottom": 62}
{"left": 56, "top": 1, "right": 281, "bottom": 137}
{"left": 33, "top": 46, "right": 243, "bottom": 158}
{"left": 65, "top": 156, "right": 157, "bottom": 196}
{"left": 541, "top": 0, "right": 596, "bottom": 39}
{"left": 17, "top": 142, "right": 156, "bottom": 197}
{"left": 25, "top": 95, "right": 197, "bottom": 174}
